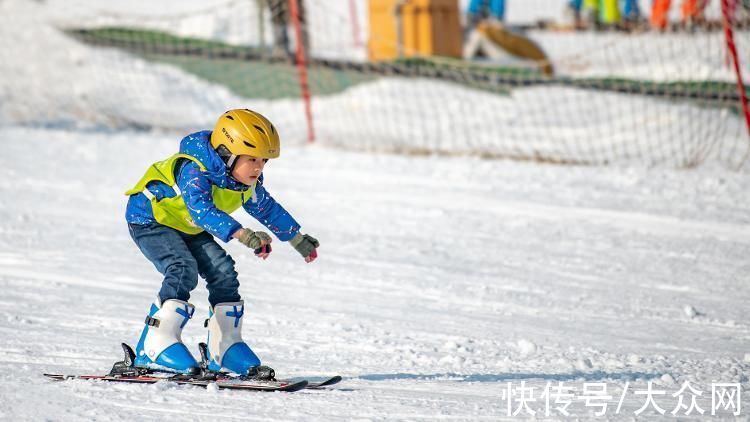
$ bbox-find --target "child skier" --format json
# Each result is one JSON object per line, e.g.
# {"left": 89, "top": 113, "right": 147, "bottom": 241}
{"left": 124, "top": 109, "right": 319, "bottom": 377}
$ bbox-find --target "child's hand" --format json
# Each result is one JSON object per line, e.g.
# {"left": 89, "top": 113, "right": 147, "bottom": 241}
{"left": 254, "top": 244, "right": 272, "bottom": 260}
{"left": 289, "top": 233, "right": 319, "bottom": 263}
{"left": 235, "top": 228, "right": 273, "bottom": 260}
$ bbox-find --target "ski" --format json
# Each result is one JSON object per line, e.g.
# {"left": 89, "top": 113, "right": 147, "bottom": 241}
{"left": 44, "top": 343, "right": 341, "bottom": 392}
{"left": 44, "top": 372, "right": 341, "bottom": 391}
{"left": 43, "top": 373, "right": 308, "bottom": 392}
{"left": 192, "top": 342, "right": 341, "bottom": 390}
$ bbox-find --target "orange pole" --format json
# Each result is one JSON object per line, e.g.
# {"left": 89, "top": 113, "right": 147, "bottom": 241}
{"left": 289, "top": 0, "right": 315, "bottom": 143}
{"left": 721, "top": 0, "right": 750, "bottom": 136}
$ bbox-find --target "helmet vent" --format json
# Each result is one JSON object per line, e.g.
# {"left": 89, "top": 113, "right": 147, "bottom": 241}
{"left": 225, "top": 115, "right": 235, "bottom": 120}
{"left": 253, "top": 125, "right": 266, "bottom": 135}
{"left": 243, "top": 141, "right": 256, "bottom": 148}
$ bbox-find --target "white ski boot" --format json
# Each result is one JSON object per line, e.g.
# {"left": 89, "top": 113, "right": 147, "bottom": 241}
{"left": 134, "top": 298, "right": 199, "bottom": 374}
{"left": 205, "top": 301, "right": 261, "bottom": 374}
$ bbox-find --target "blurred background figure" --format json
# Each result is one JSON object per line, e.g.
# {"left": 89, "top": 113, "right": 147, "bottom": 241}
{"left": 599, "top": 0, "right": 621, "bottom": 27}
{"left": 622, "top": 0, "right": 643, "bottom": 27}
{"left": 582, "top": 0, "right": 627, "bottom": 29}
{"left": 466, "top": 0, "right": 506, "bottom": 32}
{"left": 650, "top": 0, "right": 671, "bottom": 29}
{"left": 264, "top": 0, "right": 309, "bottom": 60}
{"left": 680, "top": 0, "right": 709, "bottom": 28}
{"left": 651, "top": 0, "right": 710, "bottom": 30}
{"left": 582, "top": 0, "right": 600, "bottom": 28}
{"left": 566, "top": 0, "right": 585, "bottom": 28}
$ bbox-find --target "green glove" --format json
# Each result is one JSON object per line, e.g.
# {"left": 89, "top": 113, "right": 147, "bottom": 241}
{"left": 236, "top": 228, "right": 272, "bottom": 250}
{"left": 289, "top": 233, "right": 319, "bottom": 259}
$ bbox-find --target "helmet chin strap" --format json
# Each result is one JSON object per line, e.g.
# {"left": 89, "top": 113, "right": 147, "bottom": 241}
{"left": 225, "top": 154, "right": 238, "bottom": 173}
{"left": 215, "top": 144, "right": 244, "bottom": 185}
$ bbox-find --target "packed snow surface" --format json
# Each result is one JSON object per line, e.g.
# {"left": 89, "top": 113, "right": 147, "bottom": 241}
{"left": 0, "top": 126, "right": 749, "bottom": 420}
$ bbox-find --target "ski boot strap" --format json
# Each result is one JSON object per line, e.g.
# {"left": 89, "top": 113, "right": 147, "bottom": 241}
{"left": 144, "top": 315, "right": 160, "bottom": 327}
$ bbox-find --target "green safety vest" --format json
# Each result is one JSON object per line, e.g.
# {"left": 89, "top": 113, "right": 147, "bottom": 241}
{"left": 125, "top": 153, "right": 255, "bottom": 235}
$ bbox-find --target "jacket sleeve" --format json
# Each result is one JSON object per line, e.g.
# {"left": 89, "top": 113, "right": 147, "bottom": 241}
{"left": 243, "top": 175, "right": 301, "bottom": 241}
{"left": 177, "top": 161, "right": 242, "bottom": 243}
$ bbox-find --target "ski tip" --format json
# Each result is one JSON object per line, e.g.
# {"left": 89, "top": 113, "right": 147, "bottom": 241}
{"left": 306, "top": 375, "right": 343, "bottom": 388}
{"left": 325, "top": 375, "right": 343, "bottom": 385}
{"left": 279, "top": 380, "right": 309, "bottom": 392}
{"left": 212, "top": 378, "right": 308, "bottom": 392}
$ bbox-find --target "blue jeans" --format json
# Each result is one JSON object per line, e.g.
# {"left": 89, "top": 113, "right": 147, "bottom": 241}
{"left": 128, "top": 223, "right": 241, "bottom": 307}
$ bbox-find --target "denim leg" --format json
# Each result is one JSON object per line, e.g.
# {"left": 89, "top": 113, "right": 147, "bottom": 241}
{"left": 182, "top": 231, "right": 241, "bottom": 307}
{"left": 128, "top": 223, "right": 200, "bottom": 304}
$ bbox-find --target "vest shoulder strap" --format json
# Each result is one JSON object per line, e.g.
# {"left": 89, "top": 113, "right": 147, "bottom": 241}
{"left": 124, "top": 153, "right": 206, "bottom": 196}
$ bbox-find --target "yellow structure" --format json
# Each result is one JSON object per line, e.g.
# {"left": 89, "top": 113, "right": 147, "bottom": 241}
{"left": 368, "top": 0, "right": 462, "bottom": 61}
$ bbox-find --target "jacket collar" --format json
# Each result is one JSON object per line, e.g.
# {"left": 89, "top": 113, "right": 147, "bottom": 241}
{"left": 179, "top": 131, "right": 250, "bottom": 191}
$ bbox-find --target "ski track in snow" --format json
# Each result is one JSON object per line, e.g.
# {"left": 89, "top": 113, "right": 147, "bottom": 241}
{"left": 0, "top": 127, "right": 748, "bottom": 420}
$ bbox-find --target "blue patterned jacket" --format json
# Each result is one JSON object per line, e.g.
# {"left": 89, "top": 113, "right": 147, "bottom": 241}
{"left": 125, "top": 131, "right": 300, "bottom": 243}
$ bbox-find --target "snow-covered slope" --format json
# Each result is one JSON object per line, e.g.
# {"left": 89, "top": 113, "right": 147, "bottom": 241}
{"left": 0, "top": 126, "right": 748, "bottom": 420}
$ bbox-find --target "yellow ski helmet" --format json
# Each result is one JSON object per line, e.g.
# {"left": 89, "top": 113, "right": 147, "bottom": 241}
{"left": 210, "top": 109, "right": 280, "bottom": 160}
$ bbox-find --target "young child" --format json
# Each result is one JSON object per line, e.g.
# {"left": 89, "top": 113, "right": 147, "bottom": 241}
{"left": 124, "top": 109, "right": 319, "bottom": 376}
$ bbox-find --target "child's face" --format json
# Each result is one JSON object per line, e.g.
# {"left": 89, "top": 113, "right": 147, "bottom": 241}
{"left": 231, "top": 155, "right": 267, "bottom": 185}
